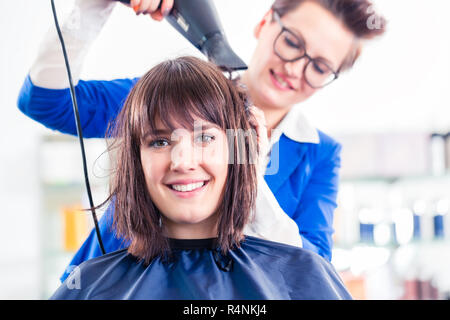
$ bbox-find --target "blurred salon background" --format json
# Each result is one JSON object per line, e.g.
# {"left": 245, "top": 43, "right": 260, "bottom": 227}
{"left": 1, "top": 0, "right": 449, "bottom": 299}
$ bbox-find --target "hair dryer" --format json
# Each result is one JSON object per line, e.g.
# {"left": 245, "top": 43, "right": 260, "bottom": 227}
{"left": 117, "top": 0, "right": 247, "bottom": 71}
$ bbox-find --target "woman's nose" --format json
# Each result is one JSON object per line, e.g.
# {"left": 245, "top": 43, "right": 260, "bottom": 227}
{"left": 169, "top": 138, "right": 199, "bottom": 172}
{"left": 284, "top": 58, "right": 307, "bottom": 80}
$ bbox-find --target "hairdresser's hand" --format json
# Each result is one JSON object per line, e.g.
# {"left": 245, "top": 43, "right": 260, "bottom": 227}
{"left": 249, "top": 106, "right": 270, "bottom": 176}
{"left": 128, "top": 0, "right": 174, "bottom": 21}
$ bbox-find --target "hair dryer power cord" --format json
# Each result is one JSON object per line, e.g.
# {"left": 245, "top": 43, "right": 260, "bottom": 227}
{"left": 50, "top": 0, "right": 106, "bottom": 255}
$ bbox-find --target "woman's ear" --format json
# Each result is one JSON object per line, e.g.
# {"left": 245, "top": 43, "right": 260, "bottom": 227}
{"left": 254, "top": 9, "right": 273, "bottom": 39}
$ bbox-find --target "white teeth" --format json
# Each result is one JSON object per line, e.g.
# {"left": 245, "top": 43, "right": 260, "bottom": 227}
{"left": 171, "top": 182, "right": 205, "bottom": 192}
{"left": 275, "top": 74, "right": 289, "bottom": 87}
{"left": 273, "top": 72, "right": 290, "bottom": 89}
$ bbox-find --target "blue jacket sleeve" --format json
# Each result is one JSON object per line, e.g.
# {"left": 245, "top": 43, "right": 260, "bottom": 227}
{"left": 293, "top": 138, "right": 342, "bottom": 262}
{"left": 17, "top": 75, "right": 139, "bottom": 138}
{"left": 60, "top": 203, "right": 129, "bottom": 283}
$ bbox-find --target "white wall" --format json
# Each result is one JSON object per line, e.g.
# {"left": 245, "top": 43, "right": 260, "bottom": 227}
{"left": 303, "top": 0, "right": 450, "bottom": 135}
{"left": 1, "top": 0, "right": 449, "bottom": 299}
{"left": 0, "top": 1, "right": 47, "bottom": 299}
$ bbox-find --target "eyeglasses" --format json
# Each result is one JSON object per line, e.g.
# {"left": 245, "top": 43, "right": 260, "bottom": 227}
{"left": 272, "top": 11, "right": 339, "bottom": 89}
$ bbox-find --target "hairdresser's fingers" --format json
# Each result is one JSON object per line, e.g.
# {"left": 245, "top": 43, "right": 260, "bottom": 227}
{"left": 133, "top": 0, "right": 160, "bottom": 15}
{"left": 149, "top": 11, "right": 164, "bottom": 21}
{"left": 248, "top": 106, "right": 269, "bottom": 175}
{"left": 249, "top": 106, "right": 269, "bottom": 149}
{"left": 146, "top": 0, "right": 161, "bottom": 13}
{"left": 126, "top": 0, "right": 143, "bottom": 13}
{"left": 129, "top": 0, "right": 141, "bottom": 9}
{"left": 250, "top": 106, "right": 267, "bottom": 132}
{"left": 134, "top": 0, "right": 152, "bottom": 14}
{"left": 249, "top": 107, "right": 266, "bottom": 133}
{"left": 161, "top": 0, "right": 174, "bottom": 16}
{"left": 149, "top": 0, "right": 173, "bottom": 21}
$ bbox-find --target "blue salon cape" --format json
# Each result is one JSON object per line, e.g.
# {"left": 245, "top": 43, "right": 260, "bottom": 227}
{"left": 50, "top": 236, "right": 351, "bottom": 300}
{"left": 17, "top": 75, "right": 342, "bottom": 281}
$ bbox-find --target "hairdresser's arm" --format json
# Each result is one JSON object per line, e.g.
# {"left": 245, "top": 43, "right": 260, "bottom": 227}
{"left": 17, "top": 0, "right": 138, "bottom": 137}
{"left": 27, "top": 0, "right": 172, "bottom": 88}
{"left": 292, "top": 139, "right": 342, "bottom": 261}
{"left": 18, "top": 75, "right": 137, "bottom": 137}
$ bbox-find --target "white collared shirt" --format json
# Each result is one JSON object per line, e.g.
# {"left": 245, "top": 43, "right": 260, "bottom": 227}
{"left": 244, "top": 107, "right": 320, "bottom": 247}
{"left": 272, "top": 105, "right": 319, "bottom": 144}
{"left": 262, "top": 106, "right": 320, "bottom": 175}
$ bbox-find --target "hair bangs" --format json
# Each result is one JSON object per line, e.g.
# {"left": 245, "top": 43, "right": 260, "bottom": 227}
{"left": 138, "top": 58, "right": 229, "bottom": 142}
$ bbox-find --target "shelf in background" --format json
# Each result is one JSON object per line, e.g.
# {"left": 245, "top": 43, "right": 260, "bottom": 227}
{"left": 341, "top": 171, "right": 450, "bottom": 184}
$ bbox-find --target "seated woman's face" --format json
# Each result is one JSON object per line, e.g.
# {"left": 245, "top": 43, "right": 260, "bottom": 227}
{"left": 140, "top": 116, "right": 229, "bottom": 239}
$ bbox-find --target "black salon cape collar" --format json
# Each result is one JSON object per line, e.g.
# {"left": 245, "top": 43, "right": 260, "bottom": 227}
{"left": 50, "top": 236, "right": 352, "bottom": 300}
{"left": 168, "top": 237, "right": 218, "bottom": 250}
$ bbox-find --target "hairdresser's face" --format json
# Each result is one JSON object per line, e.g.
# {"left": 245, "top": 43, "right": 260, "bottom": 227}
{"left": 140, "top": 117, "right": 228, "bottom": 239}
{"left": 245, "top": 1, "right": 355, "bottom": 111}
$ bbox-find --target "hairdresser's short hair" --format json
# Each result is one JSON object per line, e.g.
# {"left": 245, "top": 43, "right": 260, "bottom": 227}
{"left": 272, "top": 0, "right": 387, "bottom": 71}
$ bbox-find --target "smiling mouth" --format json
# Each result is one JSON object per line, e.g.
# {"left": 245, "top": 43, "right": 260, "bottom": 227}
{"left": 167, "top": 181, "right": 209, "bottom": 193}
{"left": 269, "top": 69, "right": 295, "bottom": 90}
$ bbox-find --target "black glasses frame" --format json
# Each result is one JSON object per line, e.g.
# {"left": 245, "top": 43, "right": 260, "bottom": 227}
{"left": 272, "top": 11, "right": 339, "bottom": 89}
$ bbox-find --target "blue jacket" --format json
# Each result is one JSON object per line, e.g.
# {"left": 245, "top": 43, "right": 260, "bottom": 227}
{"left": 17, "top": 75, "right": 342, "bottom": 282}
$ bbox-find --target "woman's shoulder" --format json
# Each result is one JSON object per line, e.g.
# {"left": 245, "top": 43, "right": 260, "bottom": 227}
{"left": 74, "top": 247, "right": 142, "bottom": 285}
{"left": 316, "top": 129, "right": 340, "bottom": 148}
{"left": 77, "top": 248, "right": 133, "bottom": 270}
{"left": 50, "top": 248, "right": 136, "bottom": 299}
{"left": 241, "top": 236, "right": 352, "bottom": 299}
{"left": 241, "top": 236, "right": 332, "bottom": 266}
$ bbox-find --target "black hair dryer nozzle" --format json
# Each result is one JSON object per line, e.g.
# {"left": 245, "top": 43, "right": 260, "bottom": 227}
{"left": 117, "top": 0, "right": 247, "bottom": 71}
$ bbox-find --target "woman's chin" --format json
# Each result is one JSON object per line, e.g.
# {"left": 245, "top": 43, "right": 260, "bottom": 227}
{"left": 258, "top": 89, "right": 292, "bottom": 110}
{"left": 167, "top": 209, "right": 212, "bottom": 225}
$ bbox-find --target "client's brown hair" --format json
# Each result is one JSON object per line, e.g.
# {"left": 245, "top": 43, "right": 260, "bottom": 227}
{"left": 104, "top": 56, "right": 257, "bottom": 264}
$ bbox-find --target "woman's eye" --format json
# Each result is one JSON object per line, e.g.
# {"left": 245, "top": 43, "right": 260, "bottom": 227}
{"left": 149, "top": 138, "right": 170, "bottom": 148}
{"left": 284, "top": 35, "right": 300, "bottom": 49}
{"left": 312, "top": 62, "right": 326, "bottom": 74}
{"left": 195, "top": 133, "right": 215, "bottom": 145}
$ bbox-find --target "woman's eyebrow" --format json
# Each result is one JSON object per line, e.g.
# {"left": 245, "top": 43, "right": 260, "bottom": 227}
{"left": 144, "top": 124, "right": 219, "bottom": 138}
{"left": 195, "top": 124, "right": 220, "bottom": 131}
{"left": 142, "top": 129, "right": 171, "bottom": 139}
{"left": 153, "top": 129, "right": 172, "bottom": 135}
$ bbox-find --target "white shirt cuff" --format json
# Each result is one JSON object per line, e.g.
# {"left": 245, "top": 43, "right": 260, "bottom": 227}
{"left": 29, "top": 0, "right": 116, "bottom": 89}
